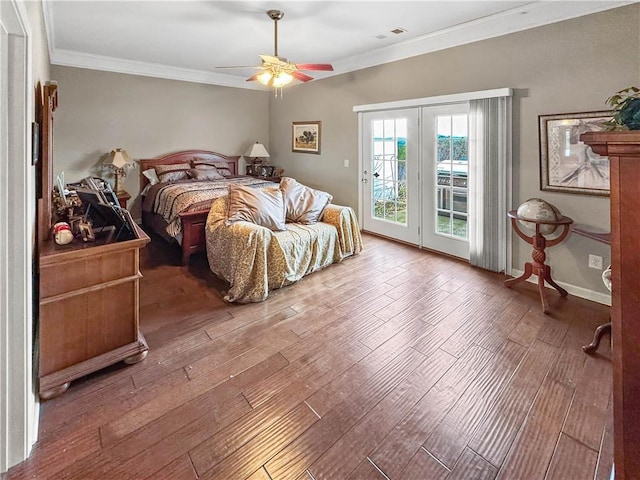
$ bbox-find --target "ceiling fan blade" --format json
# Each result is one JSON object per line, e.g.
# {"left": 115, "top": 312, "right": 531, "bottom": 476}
{"left": 295, "top": 63, "right": 334, "bottom": 71}
{"left": 292, "top": 71, "right": 314, "bottom": 82}
{"left": 246, "top": 73, "right": 260, "bottom": 82}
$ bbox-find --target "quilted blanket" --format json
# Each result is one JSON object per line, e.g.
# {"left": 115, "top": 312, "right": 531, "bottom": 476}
{"left": 205, "top": 195, "right": 363, "bottom": 303}
{"left": 142, "top": 177, "right": 271, "bottom": 238}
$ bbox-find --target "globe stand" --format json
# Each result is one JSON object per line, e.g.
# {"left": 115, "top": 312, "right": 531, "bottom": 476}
{"left": 504, "top": 210, "right": 573, "bottom": 314}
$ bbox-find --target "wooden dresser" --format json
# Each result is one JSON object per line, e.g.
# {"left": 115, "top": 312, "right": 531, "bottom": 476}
{"left": 36, "top": 81, "right": 151, "bottom": 400}
{"left": 38, "top": 225, "right": 150, "bottom": 399}
{"left": 581, "top": 131, "right": 640, "bottom": 480}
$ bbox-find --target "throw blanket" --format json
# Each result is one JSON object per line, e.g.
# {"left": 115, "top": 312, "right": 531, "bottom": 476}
{"left": 206, "top": 195, "right": 363, "bottom": 303}
{"left": 142, "top": 177, "right": 271, "bottom": 238}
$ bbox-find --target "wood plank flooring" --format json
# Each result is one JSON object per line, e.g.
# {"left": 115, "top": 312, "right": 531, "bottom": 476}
{"left": 8, "top": 232, "right": 613, "bottom": 479}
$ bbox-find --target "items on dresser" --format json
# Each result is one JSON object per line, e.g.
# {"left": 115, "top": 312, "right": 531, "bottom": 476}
{"left": 73, "top": 176, "right": 136, "bottom": 242}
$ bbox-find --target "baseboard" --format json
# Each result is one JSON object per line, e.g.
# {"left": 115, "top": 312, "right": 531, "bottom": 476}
{"left": 510, "top": 268, "right": 611, "bottom": 306}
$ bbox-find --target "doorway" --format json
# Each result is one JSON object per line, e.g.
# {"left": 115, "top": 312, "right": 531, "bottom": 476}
{"left": 0, "top": 0, "right": 37, "bottom": 472}
{"left": 360, "top": 104, "right": 470, "bottom": 260}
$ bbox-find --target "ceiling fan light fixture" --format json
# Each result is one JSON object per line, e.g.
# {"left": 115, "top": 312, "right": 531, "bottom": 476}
{"left": 220, "top": 9, "right": 332, "bottom": 95}
{"left": 257, "top": 70, "right": 273, "bottom": 85}
{"left": 272, "top": 71, "right": 293, "bottom": 88}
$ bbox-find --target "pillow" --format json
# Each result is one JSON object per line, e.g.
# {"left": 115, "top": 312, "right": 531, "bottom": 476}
{"left": 187, "top": 168, "right": 224, "bottom": 181}
{"left": 154, "top": 163, "right": 190, "bottom": 183}
{"left": 279, "top": 177, "right": 333, "bottom": 224}
{"left": 226, "top": 184, "right": 286, "bottom": 231}
{"left": 142, "top": 168, "right": 160, "bottom": 186}
{"left": 192, "top": 158, "right": 233, "bottom": 177}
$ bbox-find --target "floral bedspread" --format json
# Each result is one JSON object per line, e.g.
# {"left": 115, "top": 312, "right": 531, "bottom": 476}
{"left": 142, "top": 177, "right": 271, "bottom": 238}
{"left": 205, "top": 195, "right": 363, "bottom": 303}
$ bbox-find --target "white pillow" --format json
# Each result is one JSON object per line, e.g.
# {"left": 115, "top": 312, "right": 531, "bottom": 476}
{"left": 142, "top": 168, "right": 160, "bottom": 186}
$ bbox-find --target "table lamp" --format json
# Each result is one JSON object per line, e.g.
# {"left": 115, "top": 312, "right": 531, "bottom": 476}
{"left": 108, "top": 148, "right": 131, "bottom": 194}
{"left": 245, "top": 142, "right": 270, "bottom": 165}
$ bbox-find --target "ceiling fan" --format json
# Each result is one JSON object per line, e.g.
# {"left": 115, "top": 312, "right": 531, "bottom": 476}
{"left": 215, "top": 10, "right": 333, "bottom": 91}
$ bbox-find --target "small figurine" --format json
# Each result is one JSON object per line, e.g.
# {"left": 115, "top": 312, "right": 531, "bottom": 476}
{"left": 53, "top": 222, "right": 73, "bottom": 245}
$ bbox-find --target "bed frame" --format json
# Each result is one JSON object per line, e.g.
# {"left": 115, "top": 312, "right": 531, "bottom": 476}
{"left": 139, "top": 150, "right": 240, "bottom": 265}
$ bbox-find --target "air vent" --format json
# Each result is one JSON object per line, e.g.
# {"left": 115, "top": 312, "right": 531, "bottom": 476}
{"left": 390, "top": 27, "right": 407, "bottom": 35}
{"left": 375, "top": 34, "right": 387, "bottom": 40}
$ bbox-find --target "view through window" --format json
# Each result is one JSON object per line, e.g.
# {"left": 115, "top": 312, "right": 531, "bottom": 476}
{"left": 436, "top": 114, "right": 468, "bottom": 239}
{"left": 371, "top": 118, "right": 408, "bottom": 224}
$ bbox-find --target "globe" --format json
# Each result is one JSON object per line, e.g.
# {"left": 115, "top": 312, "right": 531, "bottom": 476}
{"left": 516, "top": 198, "right": 562, "bottom": 235}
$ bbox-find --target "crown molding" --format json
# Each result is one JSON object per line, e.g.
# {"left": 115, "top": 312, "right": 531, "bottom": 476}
{"left": 49, "top": 49, "right": 265, "bottom": 89}
{"left": 331, "top": 1, "right": 635, "bottom": 76}
{"left": 45, "top": 1, "right": 635, "bottom": 89}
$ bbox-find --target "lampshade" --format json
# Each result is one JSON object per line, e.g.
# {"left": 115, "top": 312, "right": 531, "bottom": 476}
{"left": 245, "top": 143, "right": 270, "bottom": 159}
{"left": 272, "top": 72, "right": 293, "bottom": 88}
{"left": 257, "top": 71, "right": 273, "bottom": 86}
{"left": 256, "top": 69, "right": 294, "bottom": 89}
{"left": 109, "top": 148, "right": 131, "bottom": 168}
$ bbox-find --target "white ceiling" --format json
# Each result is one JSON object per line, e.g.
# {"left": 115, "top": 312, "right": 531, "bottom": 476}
{"left": 44, "top": 1, "right": 634, "bottom": 90}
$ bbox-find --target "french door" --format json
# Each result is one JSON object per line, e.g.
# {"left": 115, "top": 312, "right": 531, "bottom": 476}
{"left": 361, "top": 104, "right": 470, "bottom": 259}
{"left": 361, "top": 109, "right": 419, "bottom": 244}
{"left": 422, "top": 104, "right": 470, "bottom": 259}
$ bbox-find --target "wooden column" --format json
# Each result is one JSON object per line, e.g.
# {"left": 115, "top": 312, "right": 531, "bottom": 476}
{"left": 581, "top": 131, "right": 640, "bottom": 480}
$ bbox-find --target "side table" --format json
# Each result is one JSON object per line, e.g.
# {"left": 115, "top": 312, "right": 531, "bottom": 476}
{"left": 117, "top": 190, "right": 131, "bottom": 209}
{"left": 249, "top": 175, "right": 282, "bottom": 183}
{"left": 504, "top": 210, "right": 573, "bottom": 313}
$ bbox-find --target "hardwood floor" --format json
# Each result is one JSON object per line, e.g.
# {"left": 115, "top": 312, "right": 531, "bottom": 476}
{"left": 9, "top": 232, "right": 613, "bottom": 479}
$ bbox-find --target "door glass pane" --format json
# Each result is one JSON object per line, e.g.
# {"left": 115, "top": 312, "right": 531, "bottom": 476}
{"left": 370, "top": 117, "right": 408, "bottom": 226}
{"left": 437, "top": 212, "right": 452, "bottom": 235}
{"left": 435, "top": 115, "right": 468, "bottom": 239}
{"left": 453, "top": 189, "right": 467, "bottom": 214}
{"left": 452, "top": 115, "right": 468, "bottom": 161}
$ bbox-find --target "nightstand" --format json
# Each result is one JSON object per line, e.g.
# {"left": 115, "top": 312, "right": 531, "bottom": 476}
{"left": 255, "top": 176, "right": 282, "bottom": 183}
{"left": 247, "top": 171, "right": 281, "bottom": 183}
{"left": 117, "top": 190, "right": 131, "bottom": 209}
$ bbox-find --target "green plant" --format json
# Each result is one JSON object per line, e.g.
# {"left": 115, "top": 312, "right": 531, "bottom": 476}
{"left": 605, "top": 86, "right": 640, "bottom": 130}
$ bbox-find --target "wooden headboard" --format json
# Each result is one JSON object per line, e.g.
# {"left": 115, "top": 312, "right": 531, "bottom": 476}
{"left": 139, "top": 150, "right": 240, "bottom": 190}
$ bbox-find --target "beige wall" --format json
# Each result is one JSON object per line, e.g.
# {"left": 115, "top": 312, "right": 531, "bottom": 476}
{"left": 268, "top": 5, "right": 640, "bottom": 298}
{"left": 51, "top": 66, "right": 270, "bottom": 216}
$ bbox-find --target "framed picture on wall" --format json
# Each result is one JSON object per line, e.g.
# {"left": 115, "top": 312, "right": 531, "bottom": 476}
{"left": 539, "top": 111, "right": 613, "bottom": 196}
{"left": 292, "top": 121, "right": 321, "bottom": 154}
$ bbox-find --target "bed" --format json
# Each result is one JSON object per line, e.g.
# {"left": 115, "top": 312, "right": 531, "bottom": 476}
{"left": 140, "top": 150, "right": 273, "bottom": 264}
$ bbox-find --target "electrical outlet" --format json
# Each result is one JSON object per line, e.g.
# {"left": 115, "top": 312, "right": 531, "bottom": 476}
{"left": 343, "top": 159, "right": 349, "bottom": 168}
{"left": 588, "top": 254, "right": 603, "bottom": 270}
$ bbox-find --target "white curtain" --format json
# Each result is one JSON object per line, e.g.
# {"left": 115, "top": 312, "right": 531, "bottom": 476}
{"left": 468, "top": 96, "right": 512, "bottom": 272}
